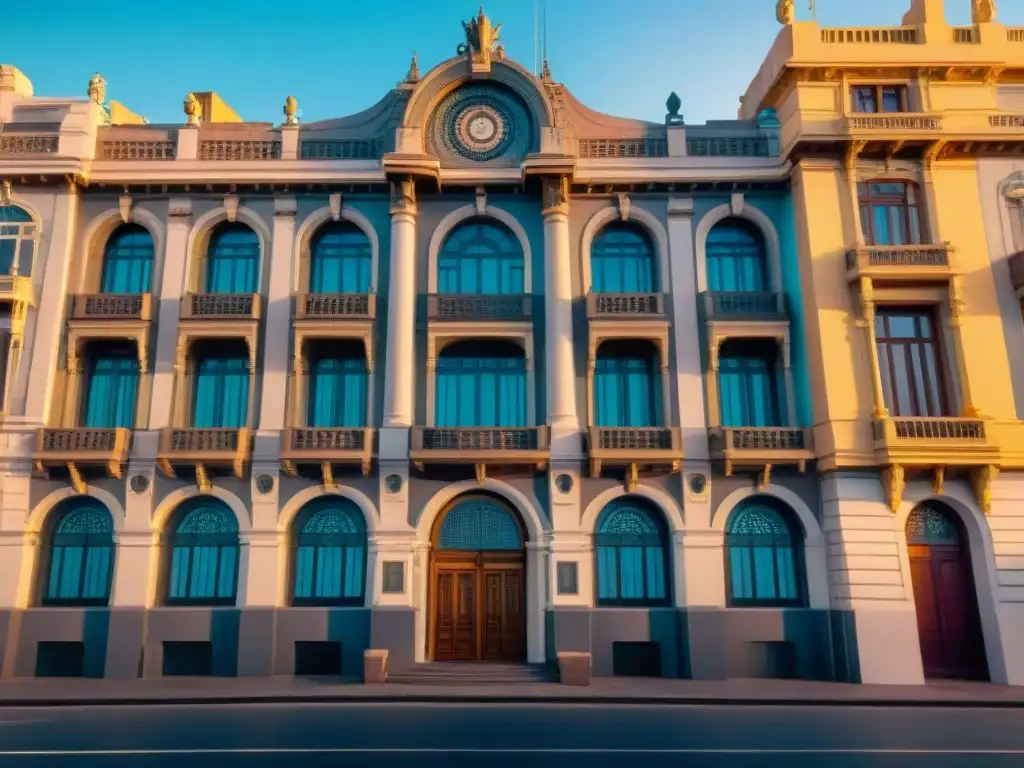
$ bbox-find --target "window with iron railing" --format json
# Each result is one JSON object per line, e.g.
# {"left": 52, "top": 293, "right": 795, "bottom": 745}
{"left": 591, "top": 222, "right": 657, "bottom": 293}
{"left": 309, "top": 222, "right": 372, "bottom": 293}
{"left": 706, "top": 218, "right": 769, "bottom": 292}
{"left": 851, "top": 84, "right": 910, "bottom": 114}
{"left": 875, "top": 308, "right": 949, "bottom": 418}
{"left": 859, "top": 181, "right": 926, "bottom": 246}
{"left": 593, "top": 341, "right": 662, "bottom": 428}
{"left": 101, "top": 224, "right": 154, "bottom": 294}
{"left": 438, "top": 219, "right": 524, "bottom": 295}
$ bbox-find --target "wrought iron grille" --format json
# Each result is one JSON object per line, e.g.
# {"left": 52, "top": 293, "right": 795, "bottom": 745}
{"left": 578, "top": 139, "right": 668, "bottom": 159}
{"left": 820, "top": 27, "right": 917, "bottom": 43}
{"left": 687, "top": 137, "right": 769, "bottom": 157}
{"left": 891, "top": 419, "right": 986, "bottom": 440}
{"left": 990, "top": 115, "right": 1024, "bottom": 128}
{"left": 169, "top": 429, "right": 241, "bottom": 452}
{"left": 189, "top": 293, "right": 255, "bottom": 317}
{"left": 591, "top": 293, "right": 664, "bottom": 316}
{"left": 420, "top": 428, "right": 539, "bottom": 451}
{"left": 705, "top": 291, "right": 784, "bottom": 317}
{"left": 41, "top": 429, "right": 121, "bottom": 452}
{"left": 729, "top": 428, "right": 806, "bottom": 451}
{"left": 846, "top": 246, "right": 949, "bottom": 271}
{"left": 290, "top": 429, "right": 366, "bottom": 451}
{"left": 198, "top": 140, "right": 281, "bottom": 161}
{"left": 81, "top": 294, "right": 147, "bottom": 318}
{"left": 429, "top": 295, "right": 531, "bottom": 320}
{"left": 846, "top": 115, "right": 941, "bottom": 130}
{"left": 0, "top": 135, "right": 58, "bottom": 154}
{"left": 302, "top": 293, "right": 372, "bottom": 317}
{"left": 595, "top": 428, "right": 673, "bottom": 451}
{"left": 101, "top": 139, "right": 177, "bottom": 160}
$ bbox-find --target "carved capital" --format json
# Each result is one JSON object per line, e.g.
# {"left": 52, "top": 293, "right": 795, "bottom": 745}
{"left": 390, "top": 178, "right": 417, "bottom": 216}
{"left": 329, "top": 192, "right": 343, "bottom": 222}
{"left": 616, "top": 192, "right": 631, "bottom": 222}
{"left": 882, "top": 464, "right": 905, "bottom": 514}
{"left": 223, "top": 194, "right": 240, "bottom": 223}
{"left": 541, "top": 176, "right": 570, "bottom": 217}
{"left": 118, "top": 194, "right": 132, "bottom": 224}
{"left": 972, "top": 464, "right": 998, "bottom": 514}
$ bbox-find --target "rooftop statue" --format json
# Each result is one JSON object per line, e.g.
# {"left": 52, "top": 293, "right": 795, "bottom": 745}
{"left": 459, "top": 6, "right": 502, "bottom": 68}
{"left": 87, "top": 72, "right": 106, "bottom": 105}
{"left": 972, "top": 0, "right": 997, "bottom": 24}
{"left": 776, "top": 0, "right": 795, "bottom": 25}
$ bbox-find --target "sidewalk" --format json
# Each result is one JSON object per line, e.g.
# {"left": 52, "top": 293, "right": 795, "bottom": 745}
{"left": 0, "top": 675, "right": 1022, "bottom": 708}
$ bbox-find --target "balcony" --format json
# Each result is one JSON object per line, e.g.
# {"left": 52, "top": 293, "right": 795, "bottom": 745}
{"left": 280, "top": 427, "right": 374, "bottom": 477}
{"left": 294, "top": 293, "right": 376, "bottom": 321}
{"left": 872, "top": 416, "right": 999, "bottom": 467}
{"left": 844, "top": 113, "right": 943, "bottom": 135}
{"left": 1008, "top": 250, "right": 1024, "bottom": 298}
{"left": 181, "top": 293, "right": 261, "bottom": 321}
{"left": 409, "top": 426, "right": 550, "bottom": 476}
{"left": 157, "top": 427, "right": 251, "bottom": 482}
{"left": 33, "top": 428, "right": 131, "bottom": 487}
{"left": 587, "top": 427, "right": 682, "bottom": 480}
{"left": 427, "top": 294, "right": 532, "bottom": 322}
{"left": 586, "top": 292, "right": 666, "bottom": 320}
{"left": 710, "top": 427, "right": 814, "bottom": 475}
{"left": 70, "top": 293, "right": 152, "bottom": 321}
{"left": 703, "top": 292, "right": 787, "bottom": 321}
{"left": 846, "top": 244, "right": 954, "bottom": 283}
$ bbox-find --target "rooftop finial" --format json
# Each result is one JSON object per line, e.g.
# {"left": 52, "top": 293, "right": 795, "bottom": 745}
{"left": 406, "top": 51, "right": 420, "bottom": 82}
{"left": 541, "top": 58, "right": 552, "bottom": 82}
{"left": 972, "top": 0, "right": 996, "bottom": 24}
{"left": 283, "top": 95, "right": 298, "bottom": 125}
{"left": 775, "top": 0, "right": 795, "bottom": 25}
{"left": 459, "top": 6, "right": 502, "bottom": 71}
{"left": 183, "top": 92, "right": 202, "bottom": 126}
{"left": 87, "top": 72, "right": 106, "bottom": 105}
{"left": 666, "top": 92, "right": 683, "bottom": 125}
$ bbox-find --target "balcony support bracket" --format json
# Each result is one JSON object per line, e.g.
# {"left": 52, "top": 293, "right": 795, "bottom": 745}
{"left": 282, "top": 460, "right": 297, "bottom": 477}
{"left": 195, "top": 463, "right": 211, "bottom": 494}
{"left": 625, "top": 463, "right": 638, "bottom": 492}
{"left": 362, "top": 458, "right": 372, "bottom": 477}
{"left": 322, "top": 462, "right": 337, "bottom": 491}
{"left": 724, "top": 458, "right": 733, "bottom": 477}
{"left": 589, "top": 458, "right": 602, "bottom": 479}
{"left": 671, "top": 459, "right": 681, "bottom": 473}
{"left": 932, "top": 466, "right": 945, "bottom": 496}
{"left": 971, "top": 464, "right": 999, "bottom": 514}
{"left": 759, "top": 463, "right": 772, "bottom": 492}
{"left": 475, "top": 462, "right": 486, "bottom": 486}
{"left": 66, "top": 463, "right": 87, "bottom": 495}
{"left": 882, "top": 464, "right": 905, "bottom": 515}
{"left": 232, "top": 453, "right": 245, "bottom": 480}
{"left": 797, "top": 458, "right": 806, "bottom": 474}
{"left": 157, "top": 458, "right": 175, "bottom": 478}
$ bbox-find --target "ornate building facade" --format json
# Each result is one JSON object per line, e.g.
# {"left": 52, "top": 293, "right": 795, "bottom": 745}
{"left": 0, "top": 0, "right": 1020, "bottom": 685}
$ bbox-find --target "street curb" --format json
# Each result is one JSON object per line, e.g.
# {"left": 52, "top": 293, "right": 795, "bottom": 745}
{"left": 1, "top": 693, "right": 1023, "bottom": 708}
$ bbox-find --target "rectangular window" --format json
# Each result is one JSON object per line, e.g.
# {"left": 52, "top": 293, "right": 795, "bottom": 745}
{"left": 718, "top": 354, "right": 782, "bottom": 428}
{"left": 852, "top": 85, "right": 908, "bottom": 113}
{"left": 858, "top": 182, "right": 925, "bottom": 246}
{"left": 435, "top": 356, "right": 526, "bottom": 427}
{"left": 556, "top": 561, "right": 579, "bottom": 595}
{"left": 307, "top": 357, "right": 367, "bottom": 428}
{"left": 192, "top": 356, "right": 249, "bottom": 428}
{"left": 875, "top": 308, "right": 949, "bottom": 417}
{"left": 82, "top": 348, "right": 139, "bottom": 429}
{"left": 382, "top": 561, "right": 405, "bottom": 594}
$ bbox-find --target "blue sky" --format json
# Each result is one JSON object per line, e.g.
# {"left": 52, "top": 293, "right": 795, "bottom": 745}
{"left": 5, "top": 0, "right": 1024, "bottom": 126}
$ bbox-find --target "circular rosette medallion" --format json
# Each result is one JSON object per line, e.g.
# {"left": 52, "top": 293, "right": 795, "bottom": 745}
{"left": 428, "top": 84, "right": 531, "bottom": 165}
{"left": 456, "top": 105, "right": 504, "bottom": 154}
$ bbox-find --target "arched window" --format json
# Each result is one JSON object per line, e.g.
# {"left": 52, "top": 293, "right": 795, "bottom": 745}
{"left": 309, "top": 222, "right": 372, "bottom": 294}
{"left": 166, "top": 498, "right": 240, "bottom": 605}
{"left": 725, "top": 498, "right": 803, "bottom": 607}
{"left": 306, "top": 340, "right": 367, "bottom": 428}
{"left": 435, "top": 340, "right": 526, "bottom": 427}
{"left": 591, "top": 222, "right": 656, "bottom": 293}
{"left": 82, "top": 341, "right": 139, "bottom": 429}
{"left": 718, "top": 339, "right": 782, "bottom": 427}
{"left": 205, "top": 222, "right": 259, "bottom": 294}
{"left": 191, "top": 340, "right": 249, "bottom": 428}
{"left": 41, "top": 498, "right": 115, "bottom": 606}
{"left": 0, "top": 204, "right": 37, "bottom": 277}
{"left": 594, "top": 499, "right": 669, "bottom": 606}
{"left": 292, "top": 497, "right": 367, "bottom": 606}
{"left": 858, "top": 181, "right": 924, "bottom": 246}
{"left": 706, "top": 218, "right": 768, "bottom": 292}
{"left": 438, "top": 219, "right": 524, "bottom": 294}
{"left": 593, "top": 340, "right": 661, "bottom": 427}
{"left": 437, "top": 497, "right": 523, "bottom": 550}
{"left": 101, "top": 224, "right": 154, "bottom": 294}
{"left": 906, "top": 503, "right": 960, "bottom": 546}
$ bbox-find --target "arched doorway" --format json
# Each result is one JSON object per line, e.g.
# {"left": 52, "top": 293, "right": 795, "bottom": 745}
{"left": 907, "top": 502, "right": 988, "bottom": 680}
{"left": 429, "top": 495, "right": 526, "bottom": 662}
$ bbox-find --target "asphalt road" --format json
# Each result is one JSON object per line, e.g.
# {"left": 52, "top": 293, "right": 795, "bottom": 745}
{"left": 0, "top": 701, "right": 1021, "bottom": 767}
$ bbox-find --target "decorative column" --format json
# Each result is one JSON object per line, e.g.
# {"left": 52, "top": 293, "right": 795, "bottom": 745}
{"left": 948, "top": 276, "right": 981, "bottom": 417}
{"left": 845, "top": 141, "right": 867, "bottom": 248}
{"left": 857, "top": 277, "right": 889, "bottom": 419}
{"left": 541, "top": 176, "right": 579, "bottom": 456}
{"left": 381, "top": 178, "right": 418, "bottom": 440}
{"left": 149, "top": 199, "right": 192, "bottom": 430}
{"left": 60, "top": 350, "right": 83, "bottom": 428}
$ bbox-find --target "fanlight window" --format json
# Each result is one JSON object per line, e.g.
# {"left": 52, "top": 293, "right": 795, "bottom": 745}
{"left": 309, "top": 222, "right": 372, "bottom": 294}
{"left": 725, "top": 499, "right": 803, "bottom": 606}
{"left": 166, "top": 498, "right": 240, "bottom": 605}
{"left": 906, "top": 503, "right": 960, "bottom": 546}
{"left": 101, "top": 224, "right": 154, "bottom": 294}
{"left": 0, "top": 205, "right": 37, "bottom": 277}
{"left": 204, "top": 222, "right": 259, "bottom": 294}
{"left": 591, "top": 222, "right": 656, "bottom": 293}
{"left": 292, "top": 497, "right": 367, "bottom": 606}
{"left": 706, "top": 218, "right": 768, "bottom": 292}
{"left": 42, "top": 498, "right": 115, "bottom": 606}
{"left": 438, "top": 219, "right": 524, "bottom": 295}
{"left": 594, "top": 499, "right": 669, "bottom": 606}
{"left": 437, "top": 497, "right": 523, "bottom": 551}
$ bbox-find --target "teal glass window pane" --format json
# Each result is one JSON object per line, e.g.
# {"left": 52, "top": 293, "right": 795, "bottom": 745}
{"left": 0, "top": 205, "right": 34, "bottom": 277}
{"left": 83, "top": 345, "right": 139, "bottom": 429}
{"left": 166, "top": 499, "right": 239, "bottom": 605}
{"left": 309, "top": 222, "right": 372, "bottom": 293}
{"left": 43, "top": 499, "right": 115, "bottom": 606}
{"left": 435, "top": 354, "right": 526, "bottom": 427}
{"left": 725, "top": 499, "right": 804, "bottom": 606}
{"left": 591, "top": 223, "right": 656, "bottom": 293}
{"left": 593, "top": 348, "right": 660, "bottom": 427}
{"left": 192, "top": 353, "right": 249, "bottom": 428}
{"left": 718, "top": 351, "right": 781, "bottom": 427}
{"left": 292, "top": 498, "right": 367, "bottom": 605}
{"left": 706, "top": 219, "right": 767, "bottom": 292}
{"left": 906, "top": 503, "right": 960, "bottom": 545}
{"left": 594, "top": 500, "right": 668, "bottom": 606}
{"left": 437, "top": 498, "right": 523, "bottom": 551}
{"left": 438, "top": 219, "right": 524, "bottom": 295}
{"left": 101, "top": 224, "right": 154, "bottom": 294}
{"left": 307, "top": 357, "right": 367, "bottom": 428}
{"left": 205, "top": 223, "right": 259, "bottom": 293}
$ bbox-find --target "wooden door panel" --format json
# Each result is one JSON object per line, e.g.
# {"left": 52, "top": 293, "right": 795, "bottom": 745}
{"left": 433, "top": 569, "right": 478, "bottom": 661}
{"left": 433, "top": 561, "right": 526, "bottom": 663}
{"left": 501, "top": 570, "right": 525, "bottom": 660}
{"left": 453, "top": 571, "right": 477, "bottom": 661}
{"left": 434, "top": 571, "right": 455, "bottom": 661}
{"left": 909, "top": 556, "right": 943, "bottom": 674}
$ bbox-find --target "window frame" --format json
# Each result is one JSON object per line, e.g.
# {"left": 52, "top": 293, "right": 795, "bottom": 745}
{"left": 308, "top": 221, "right": 373, "bottom": 294}
{"left": 203, "top": 222, "right": 260, "bottom": 295}
{"left": 705, "top": 218, "right": 770, "bottom": 293}
{"left": 164, "top": 502, "right": 240, "bottom": 607}
{"left": 79, "top": 341, "right": 141, "bottom": 430}
{"left": 592, "top": 343, "right": 663, "bottom": 428}
{"left": 874, "top": 306, "right": 952, "bottom": 418}
{"left": 724, "top": 500, "right": 805, "bottom": 609}
{"left": 850, "top": 83, "right": 910, "bottom": 114}
{"left": 39, "top": 500, "right": 116, "bottom": 608}
{"left": 0, "top": 204, "right": 39, "bottom": 277}
{"left": 858, "top": 180, "right": 927, "bottom": 246}
{"left": 593, "top": 500, "right": 670, "bottom": 608}
{"left": 590, "top": 222, "right": 658, "bottom": 293}
{"left": 436, "top": 218, "right": 525, "bottom": 296}
{"left": 100, "top": 223, "right": 155, "bottom": 295}
{"left": 291, "top": 499, "right": 368, "bottom": 607}
{"left": 716, "top": 340, "right": 783, "bottom": 428}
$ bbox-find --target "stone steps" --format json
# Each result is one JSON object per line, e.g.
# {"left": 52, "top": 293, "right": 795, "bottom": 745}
{"left": 388, "top": 662, "right": 558, "bottom": 686}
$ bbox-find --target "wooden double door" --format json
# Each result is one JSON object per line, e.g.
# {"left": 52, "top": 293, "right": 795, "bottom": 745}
{"left": 909, "top": 542, "right": 988, "bottom": 680}
{"left": 430, "top": 552, "right": 525, "bottom": 662}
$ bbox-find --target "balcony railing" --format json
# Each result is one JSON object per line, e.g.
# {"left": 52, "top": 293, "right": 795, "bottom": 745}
{"left": 280, "top": 427, "right": 374, "bottom": 474}
{"left": 820, "top": 26, "right": 917, "bottom": 44}
{"left": 35, "top": 428, "right": 130, "bottom": 461}
{"left": 182, "top": 293, "right": 261, "bottom": 320}
{"left": 295, "top": 293, "right": 376, "bottom": 320}
{"left": 586, "top": 292, "right": 666, "bottom": 319}
{"left": 587, "top": 426, "right": 682, "bottom": 476}
{"left": 990, "top": 115, "right": 1024, "bottom": 129}
{"left": 578, "top": 139, "right": 668, "bottom": 159}
{"left": 410, "top": 426, "right": 550, "bottom": 466}
{"left": 703, "top": 291, "right": 787, "bottom": 320}
{"left": 197, "top": 140, "right": 281, "bottom": 161}
{"left": 710, "top": 427, "right": 814, "bottom": 471}
{"left": 427, "top": 294, "right": 532, "bottom": 321}
{"left": 844, "top": 114, "right": 942, "bottom": 132}
{"left": 100, "top": 139, "right": 177, "bottom": 160}
{"left": 71, "top": 293, "right": 152, "bottom": 321}
{"left": 846, "top": 244, "right": 953, "bottom": 282}
{"left": 872, "top": 417, "right": 998, "bottom": 466}
{"left": 158, "top": 427, "right": 251, "bottom": 477}
{"left": 0, "top": 135, "right": 59, "bottom": 155}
